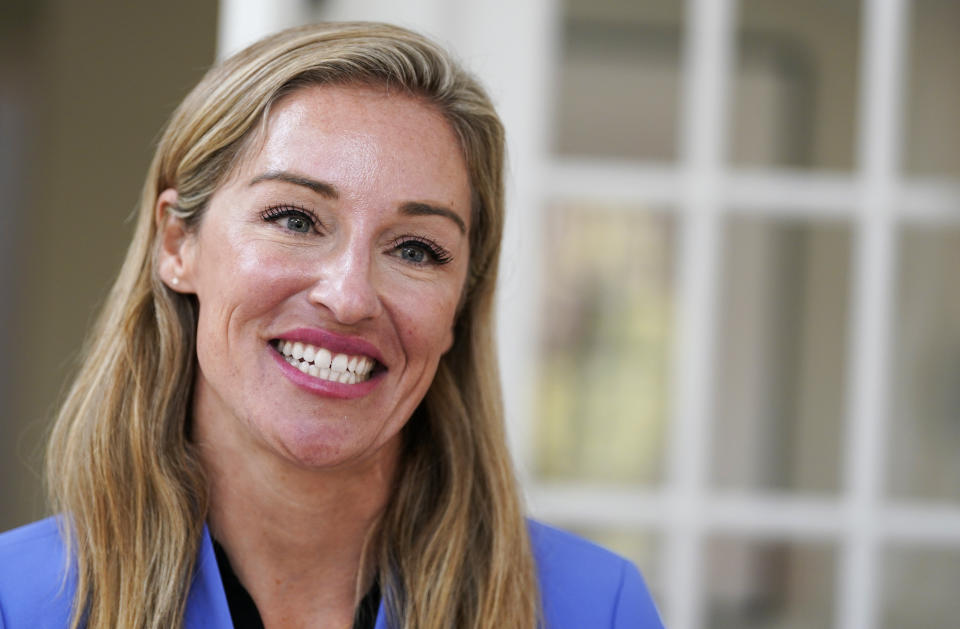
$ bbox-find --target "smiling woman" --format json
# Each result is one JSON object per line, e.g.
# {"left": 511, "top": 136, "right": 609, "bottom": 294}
{"left": 0, "top": 22, "right": 663, "bottom": 629}
{"left": 162, "top": 85, "right": 472, "bottom": 476}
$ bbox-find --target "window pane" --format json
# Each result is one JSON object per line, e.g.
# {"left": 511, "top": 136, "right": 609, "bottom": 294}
{"left": 535, "top": 204, "right": 674, "bottom": 484}
{"left": 730, "top": 0, "right": 861, "bottom": 169}
{"left": 881, "top": 545, "right": 960, "bottom": 629}
{"left": 553, "top": 0, "right": 683, "bottom": 160}
{"left": 887, "top": 227, "right": 960, "bottom": 503}
{"left": 904, "top": 0, "right": 960, "bottom": 177}
{"left": 712, "top": 217, "right": 851, "bottom": 493}
{"left": 706, "top": 537, "right": 837, "bottom": 629}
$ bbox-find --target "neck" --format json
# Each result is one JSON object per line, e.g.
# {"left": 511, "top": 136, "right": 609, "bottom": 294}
{"left": 193, "top": 402, "right": 398, "bottom": 628}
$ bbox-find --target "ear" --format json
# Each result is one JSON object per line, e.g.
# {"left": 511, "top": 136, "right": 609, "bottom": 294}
{"left": 155, "top": 188, "right": 197, "bottom": 293}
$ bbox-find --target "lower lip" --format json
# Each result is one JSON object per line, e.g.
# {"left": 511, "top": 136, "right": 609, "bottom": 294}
{"left": 269, "top": 346, "right": 383, "bottom": 399}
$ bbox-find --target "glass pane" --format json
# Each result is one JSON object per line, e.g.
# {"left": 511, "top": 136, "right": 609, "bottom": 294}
{"left": 881, "top": 545, "right": 960, "bottom": 629}
{"left": 553, "top": 0, "right": 683, "bottom": 160}
{"left": 535, "top": 204, "right": 675, "bottom": 484}
{"left": 706, "top": 537, "right": 837, "bottom": 629}
{"left": 712, "top": 217, "right": 852, "bottom": 493}
{"left": 887, "top": 227, "right": 960, "bottom": 503}
{"left": 730, "top": 0, "right": 861, "bottom": 169}
{"left": 904, "top": 0, "right": 960, "bottom": 177}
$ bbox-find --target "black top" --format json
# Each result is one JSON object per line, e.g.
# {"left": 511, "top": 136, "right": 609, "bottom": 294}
{"left": 212, "top": 539, "right": 381, "bottom": 629}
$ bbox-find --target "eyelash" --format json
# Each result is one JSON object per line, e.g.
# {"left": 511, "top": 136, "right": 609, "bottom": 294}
{"left": 259, "top": 204, "right": 321, "bottom": 233}
{"left": 389, "top": 235, "right": 453, "bottom": 266}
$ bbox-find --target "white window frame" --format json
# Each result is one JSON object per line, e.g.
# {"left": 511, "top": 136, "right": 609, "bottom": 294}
{"left": 535, "top": 2, "right": 960, "bottom": 629}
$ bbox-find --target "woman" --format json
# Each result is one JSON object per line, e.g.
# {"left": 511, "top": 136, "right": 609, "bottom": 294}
{"left": 0, "top": 22, "right": 662, "bottom": 629}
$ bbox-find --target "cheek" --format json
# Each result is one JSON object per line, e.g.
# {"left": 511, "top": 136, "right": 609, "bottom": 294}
{"left": 194, "top": 240, "right": 314, "bottom": 335}
{"left": 389, "top": 283, "right": 461, "bottom": 360}
{"left": 231, "top": 238, "right": 310, "bottom": 285}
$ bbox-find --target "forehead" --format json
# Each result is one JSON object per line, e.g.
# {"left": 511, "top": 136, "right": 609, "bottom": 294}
{"left": 229, "top": 84, "right": 471, "bottom": 211}
{"left": 268, "top": 83, "right": 453, "bottom": 141}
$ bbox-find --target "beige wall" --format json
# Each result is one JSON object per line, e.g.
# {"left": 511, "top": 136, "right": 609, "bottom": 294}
{"left": 0, "top": 0, "right": 217, "bottom": 531}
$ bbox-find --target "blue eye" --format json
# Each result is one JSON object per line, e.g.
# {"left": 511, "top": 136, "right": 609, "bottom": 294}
{"left": 283, "top": 214, "right": 312, "bottom": 233}
{"left": 390, "top": 237, "right": 453, "bottom": 266}
{"left": 399, "top": 244, "right": 427, "bottom": 263}
{"left": 259, "top": 205, "right": 319, "bottom": 234}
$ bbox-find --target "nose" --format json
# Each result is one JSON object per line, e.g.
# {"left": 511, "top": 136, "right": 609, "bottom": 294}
{"left": 307, "top": 241, "right": 383, "bottom": 325}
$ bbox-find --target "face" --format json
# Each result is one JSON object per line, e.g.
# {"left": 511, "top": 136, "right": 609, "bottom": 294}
{"left": 159, "top": 84, "right": 472, "bottom": 472}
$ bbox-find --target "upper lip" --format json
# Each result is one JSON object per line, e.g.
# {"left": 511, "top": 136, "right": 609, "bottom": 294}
{"left": 271, "top": 327, "right": 387, "bottom": 366}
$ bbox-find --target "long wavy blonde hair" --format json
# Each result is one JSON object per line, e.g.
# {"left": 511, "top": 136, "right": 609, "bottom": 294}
{"left": 46, "top": 22, "right": 538, "bottom": 629}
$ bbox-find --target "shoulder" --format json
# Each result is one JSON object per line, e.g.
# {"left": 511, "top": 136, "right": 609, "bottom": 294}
{"left": 527, "top": 520, "right": 664, "bottom": 629}
{"left": 0, "top": 517, "right": 76, "bottom": 629}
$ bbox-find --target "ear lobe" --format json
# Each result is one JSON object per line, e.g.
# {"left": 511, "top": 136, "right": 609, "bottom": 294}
{"left": 155, "top": 188, "right": 196, "bottom": 292}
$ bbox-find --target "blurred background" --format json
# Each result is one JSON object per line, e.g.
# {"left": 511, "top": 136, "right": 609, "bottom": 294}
{"left": 1, "top": 1, "right": 958, "bottom": 628}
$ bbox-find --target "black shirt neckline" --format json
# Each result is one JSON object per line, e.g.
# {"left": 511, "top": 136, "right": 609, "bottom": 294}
{"left": 212, "top": 538, "right": 381, "bottom": 629}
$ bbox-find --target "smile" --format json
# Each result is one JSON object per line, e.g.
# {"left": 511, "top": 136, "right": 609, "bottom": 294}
{"left": 271, "top": 340, "right": 376, "bottom": 384}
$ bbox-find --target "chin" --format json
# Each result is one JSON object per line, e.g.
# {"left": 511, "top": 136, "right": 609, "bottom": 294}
{"left": 272, "top": 419, "right": 392, "bottom": 471}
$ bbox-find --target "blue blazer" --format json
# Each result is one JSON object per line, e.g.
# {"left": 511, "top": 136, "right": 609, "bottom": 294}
{"left": 0, "top": 517, "right": 663, "bottom": 628}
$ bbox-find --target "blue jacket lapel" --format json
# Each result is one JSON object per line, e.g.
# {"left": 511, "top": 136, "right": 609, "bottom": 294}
{"left": 184, "top": 525, "right": 239, "bottom": 629}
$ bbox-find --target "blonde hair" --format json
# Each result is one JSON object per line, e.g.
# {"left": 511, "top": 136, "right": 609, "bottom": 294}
{"left": 47, "top": 22, "right": 538, "bottom": 629}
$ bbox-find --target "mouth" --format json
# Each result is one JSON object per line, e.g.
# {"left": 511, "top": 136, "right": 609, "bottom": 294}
{"left": 270, "top": 339, "right": 382, "bottom": 385}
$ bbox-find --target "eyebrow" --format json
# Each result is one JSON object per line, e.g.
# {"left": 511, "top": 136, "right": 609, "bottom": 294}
{"left": 249, "top": 170, "right": 466, "bottom": 234}
{"left": 248, "top": 171, "right": 339, "bottom": 198}
{"left": 400, "top": 202, "right": 467, "bottom": 235}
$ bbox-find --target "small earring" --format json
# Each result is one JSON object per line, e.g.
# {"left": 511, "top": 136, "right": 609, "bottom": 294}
{"left": 171, "top": 276, "right": 180, "bottom": 286}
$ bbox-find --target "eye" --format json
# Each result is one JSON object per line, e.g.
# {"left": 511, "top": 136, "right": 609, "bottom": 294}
{"left": 399, "top": 244, "right": 427, "bottom": 264}
{"left": 259, "top": 205, "right": 320, "bottom": 234}
{"left": 390, "top": 237, "right": 453, "bottom": 266}
{"left": 283, "top": 214, "right": 312, "bottom": 233}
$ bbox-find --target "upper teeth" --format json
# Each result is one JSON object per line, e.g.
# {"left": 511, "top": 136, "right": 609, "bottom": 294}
{"left": 277, "top": 340, "right": 375, "bottom": 384}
